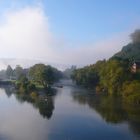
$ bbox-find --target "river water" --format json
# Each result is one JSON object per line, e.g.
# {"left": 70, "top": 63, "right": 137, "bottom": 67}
{"left": 0, "top": 80, "right": 139, "bottom": 140}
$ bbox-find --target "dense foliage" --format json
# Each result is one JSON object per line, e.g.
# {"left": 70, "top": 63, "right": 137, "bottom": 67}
{"left": 122, "top": 81, "right": 140, "bottom": 104}
{"left": 16, "top": 75, "right": 36, "bottom": 94}
{"left": 6, "top": 65, "right": 13, "bottom": 79}
{"left": 29, "top": 64, "right": 62, "bottom": 89}
{"left": 72, "top": 31, "right": 140, "bottom": 105}
{"left": 1, "top": 63, "right": 62, "bottom": 94}
{"left": 98, "top": 59, "right": 132, "bottom": 94}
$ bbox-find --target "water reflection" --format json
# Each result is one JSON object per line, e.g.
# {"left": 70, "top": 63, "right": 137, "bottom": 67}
{"left": 0, "top": 83, "right": 140, "bottom": 140}
{"left": 3, "top": 85, "right": 55, "bottom": 120}
{"left": 71, "top": 88, "right": 140, "bottom": 136}
{"left": 0, "top": 85, "right": 13, "bottom": 98}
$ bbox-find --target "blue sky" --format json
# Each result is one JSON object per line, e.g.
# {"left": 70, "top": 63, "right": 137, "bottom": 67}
{"left": 0, "top": 0, "right": 139, "bottom": 68}
{"left": 0, "top": 0, "right": 140, "bottom": 42}
{"left": 44, "top": 0, "right": 140, "bottom": 42}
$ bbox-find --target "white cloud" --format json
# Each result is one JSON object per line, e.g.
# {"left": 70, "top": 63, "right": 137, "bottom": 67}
{"left": 0, "top": 6, "right": 54, "bottom": 60}
{"left": 0, "top": 5, "right": 135, "bottom": 69}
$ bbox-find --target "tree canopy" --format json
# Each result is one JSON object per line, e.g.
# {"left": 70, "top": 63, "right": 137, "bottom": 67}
{"left": 6, "top": 65, "right": 13, "bottom": 79}
{"left": 29, "top": 64, "right": 61, "bottom": 88}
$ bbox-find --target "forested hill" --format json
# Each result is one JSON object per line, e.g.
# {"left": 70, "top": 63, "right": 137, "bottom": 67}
{"left": 112, "top": 42, "right": 140, "bottom": 60}
{"left": 112, "top": 29, "right": 140, "bottom": 60}
{"left": 72, "top": 29, "right": 140, "bottom": 105}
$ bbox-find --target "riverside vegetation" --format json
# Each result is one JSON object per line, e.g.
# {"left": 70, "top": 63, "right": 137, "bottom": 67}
{"left": 72, "top": 30, "right": 140, "bottom": 105}
{"left": 1, "top": 30, "right": 140, "bottom": 105}
{"left": 2, "top": 63, "right": 62, "bottom": 96}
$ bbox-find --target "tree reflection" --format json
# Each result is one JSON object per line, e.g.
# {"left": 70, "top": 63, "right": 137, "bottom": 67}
{"left": 2, "top": 85, "right": 13, "bottom": 98}
{"left": 123, "top": 103, "right": 140, "bottom": 135}
{"left": 71, "top": 90, "right": 140, "bottom": 135}
{"left": 35, "top": 96, "right": 54, "bottom": 119}
{"left": 15, "top": 93, "right": 55, "bottom": 119}
{"left": 2, "top": 85, "right": 55, "bottom": 120}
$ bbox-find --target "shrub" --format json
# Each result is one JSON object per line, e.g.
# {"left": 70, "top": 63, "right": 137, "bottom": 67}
{"left": 30, "top": 92, "right": 38, "bottom": 100}
{"left": 122, "top": 80, "right": 140, "bottom": 104}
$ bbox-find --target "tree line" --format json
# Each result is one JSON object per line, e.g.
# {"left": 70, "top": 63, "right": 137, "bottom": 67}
{"left": 72, "top": 58, "right": 140, "bottom": 104}
{"left": 0, "top": 64, "right": 62, "bottom": 94}
{"left": 72, "top": 29, "right": 140, "bottom": 105}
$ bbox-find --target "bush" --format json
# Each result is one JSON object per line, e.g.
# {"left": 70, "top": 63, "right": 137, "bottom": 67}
{"left": 27, "top": 83, "right": 36, "bottom": 91}
{"left": 122, "top": 80, "right": 140, "bottom": 104}
{"left": 30, "top": 92, "right": 38, "bottom": 100}
{"left": 19, "top": 84, "right": 27, "bottom": 94}
{"left": 122, "top": 80, "right": 140, "bottom": 97}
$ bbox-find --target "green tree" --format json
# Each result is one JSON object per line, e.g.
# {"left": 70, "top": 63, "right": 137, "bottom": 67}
{"left": 99, "top": 60, "right": 131, "bottom": 95}
{"left": 14, "top": 65, "right": 24, "bottom": 80}
{"left": 16, "top": 75, "right": 36, "bottom": 94}
{"left": 6, "top": 65, "right": 13, "bottom": 79}
{"left": 122, "top": 80, "right": 140, "bottom": 104}
{"left": 29, "top": 64, "right": 55, "bottom": 89}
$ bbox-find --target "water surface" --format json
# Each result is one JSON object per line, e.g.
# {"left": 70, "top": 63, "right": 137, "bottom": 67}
{"left": 0, "top": 80, "right": 139, "bottom": 140}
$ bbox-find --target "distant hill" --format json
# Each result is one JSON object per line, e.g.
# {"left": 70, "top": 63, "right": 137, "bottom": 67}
{"left": 112, "top": 42, "right": 140, "bottom": 60}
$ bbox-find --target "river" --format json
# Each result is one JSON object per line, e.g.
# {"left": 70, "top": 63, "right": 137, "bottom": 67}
{"left": 0, "top": 79, "right": 139, "bottom": 140}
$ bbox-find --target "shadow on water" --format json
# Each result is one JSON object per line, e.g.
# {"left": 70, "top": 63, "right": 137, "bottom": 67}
{"left": 2, "top": 85, "right": 56, "bottom": 120}
{"left": 71, "top": 88, "right": 140, "bottom": 136}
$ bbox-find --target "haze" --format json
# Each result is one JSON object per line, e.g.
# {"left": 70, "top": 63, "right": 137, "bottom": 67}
{"left": 0, "top": 0, "right": 140, "bottom": 69}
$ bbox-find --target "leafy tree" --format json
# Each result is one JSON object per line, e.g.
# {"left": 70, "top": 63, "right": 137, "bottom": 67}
{"left": 72, "top": 59, "right": 133, "bottom": 95}
{"left": 6, "top": 65, "right": 13, "bottom": 79}
{"left": 16, "top": 75, "right": 36, "bottom": 94}
{"left": 72, "top": 29, "right": 140, "bottom": 104}
{"left": 72, "top": 65, "right": 99, "bottom": 87}
{"left": 122, "top": 80, "right": 140, "bottom": 104}
{"left": 99, "top": 60, "right": 131, "bottom": 95}
{"left": 29, "top": 64, "right": 56, "bottom": 88}
{"left": 14, "top": 65, "right": 24, "bottom": 80}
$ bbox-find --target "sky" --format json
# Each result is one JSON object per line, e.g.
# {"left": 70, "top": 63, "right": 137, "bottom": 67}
{"left": 0, "top": 0, "right": 140, "bottom": 69}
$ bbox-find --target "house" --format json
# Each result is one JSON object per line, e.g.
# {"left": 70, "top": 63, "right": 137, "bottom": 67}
{"left": 131, "top": 61, "right": 140, "bottom": 73}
